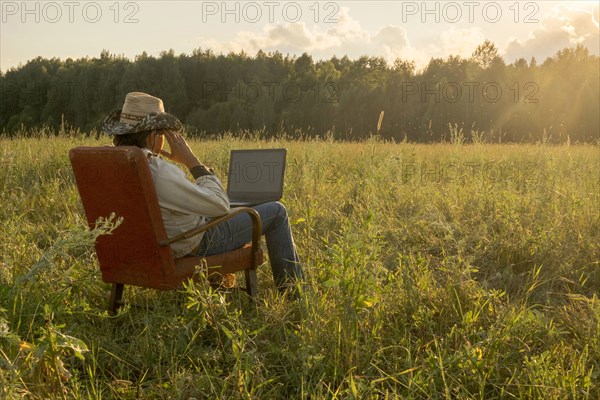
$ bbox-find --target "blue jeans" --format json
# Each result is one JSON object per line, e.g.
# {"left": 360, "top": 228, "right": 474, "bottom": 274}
{"left": 190, "top": 202, "right": 304, "bottom": 290}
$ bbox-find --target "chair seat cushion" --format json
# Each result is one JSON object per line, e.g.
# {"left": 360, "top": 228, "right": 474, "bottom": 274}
{"left": 171, "top": 244, "right": 264, "bottom": 288}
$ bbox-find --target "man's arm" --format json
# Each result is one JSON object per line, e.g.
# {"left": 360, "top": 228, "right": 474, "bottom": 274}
{"left": 155, "top": 130, "right": 230, "bottom": 216}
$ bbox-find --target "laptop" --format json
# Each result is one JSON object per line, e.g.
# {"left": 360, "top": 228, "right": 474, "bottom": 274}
{"left": 226, "top": 148, "right": 287, "bottom": 207}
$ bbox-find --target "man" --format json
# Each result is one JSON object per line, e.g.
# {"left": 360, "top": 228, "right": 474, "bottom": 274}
{"left": 102, "top": 92, "right": 304, "bottom": 291}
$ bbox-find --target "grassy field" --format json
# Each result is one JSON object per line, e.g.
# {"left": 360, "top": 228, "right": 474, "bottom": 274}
{"left": 0, "top": 133, "right": 598, "bottom": 399}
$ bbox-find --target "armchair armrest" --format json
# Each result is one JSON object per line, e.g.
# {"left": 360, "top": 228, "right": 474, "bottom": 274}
{"left": 159, "top": 207, "right": 262, "bottom": 261}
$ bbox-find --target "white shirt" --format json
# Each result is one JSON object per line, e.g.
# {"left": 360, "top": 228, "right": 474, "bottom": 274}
{"left": 142, "top": 149, "right": 230, "bottom": 257}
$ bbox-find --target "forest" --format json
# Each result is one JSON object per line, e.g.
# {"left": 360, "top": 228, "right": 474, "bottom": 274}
{"left": 1, "top": 41, "right": 598, "bottom": 143}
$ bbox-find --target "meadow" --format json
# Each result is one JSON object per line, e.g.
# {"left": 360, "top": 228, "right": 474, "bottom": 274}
{"left": 0, "top": 132, "right": 598, "bottom": 399}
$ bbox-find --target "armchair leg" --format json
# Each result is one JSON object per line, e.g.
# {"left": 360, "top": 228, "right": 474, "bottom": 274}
{"left": 244, "top": 269, "right": 258, "bottom": 298}
{"left": 109, "top": 283, "right": 124, "bottom": 313}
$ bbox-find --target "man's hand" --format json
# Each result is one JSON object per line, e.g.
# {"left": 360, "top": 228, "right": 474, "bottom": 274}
{"left": 160, "top": 130, "right": 201, "bottom": 169}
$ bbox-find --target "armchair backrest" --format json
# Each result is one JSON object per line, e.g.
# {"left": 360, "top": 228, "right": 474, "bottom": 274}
{"left": 69, "top": 146, "right": 176, "bottom": 288}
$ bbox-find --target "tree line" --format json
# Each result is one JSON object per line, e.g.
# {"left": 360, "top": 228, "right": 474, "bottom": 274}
{"left": 1, "top": 42, "right": 598, "bottom": 143}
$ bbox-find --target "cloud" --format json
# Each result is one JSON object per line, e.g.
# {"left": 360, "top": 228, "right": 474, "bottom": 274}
{"left": 371, "top": 25, "right": 410, "bottom": 62}
{"left": 440, "top": 28, "right": 486, "bottom": 58}
{"left": 197, "top": 3, "right": 598, "bottom": 68}
{"left": 325, "top": 7, "right": 368, "bottom": 41}
{"left": 265, "top": 23, "right": 314, "bottom": 49}
{"left": 373, "top": 26, "right": 409, "bottom": 48}
{"left": 504, "top": 3, "right": 600, "bottom": 62}
{"left": 200, "top": 7, "right": 368, "bottom": 55}
{"left": 376, "top": 27, "right": 484, "bottom": 69}
{"left": 197, "top": 7, "right": 487, "bottom": 69}
{"left": 198, "top": 8, "right": 412, "bottom": 62}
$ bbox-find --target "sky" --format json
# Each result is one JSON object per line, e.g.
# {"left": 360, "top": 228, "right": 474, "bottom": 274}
{"left": 1, "top": 1, "right": 598, "bottom": 72}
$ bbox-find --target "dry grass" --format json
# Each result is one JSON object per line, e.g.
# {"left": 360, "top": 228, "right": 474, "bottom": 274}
{"left": 0, "top": 133, "right": 598, "bottom": 399}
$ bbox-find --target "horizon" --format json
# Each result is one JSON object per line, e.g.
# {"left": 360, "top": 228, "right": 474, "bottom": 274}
{"left": 1, "top": 40, "right": 592, "bottom": 74}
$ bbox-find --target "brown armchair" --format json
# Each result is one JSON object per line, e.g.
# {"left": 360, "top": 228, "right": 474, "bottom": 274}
{"left": 69, "top": 146, "right": 263, "bottom": 312}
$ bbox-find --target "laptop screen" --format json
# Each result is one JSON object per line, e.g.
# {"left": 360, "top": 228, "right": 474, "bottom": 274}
{"left": 226, "top": 149, "right": 287, "bottom": 202}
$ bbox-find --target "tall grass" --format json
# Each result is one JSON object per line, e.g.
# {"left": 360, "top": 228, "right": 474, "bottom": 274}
{"left": 0, "top": 132, "right": 598, "bottom": 399}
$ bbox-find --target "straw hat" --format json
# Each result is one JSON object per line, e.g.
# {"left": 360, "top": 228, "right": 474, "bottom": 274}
{"left": 102, "top": 92, "right": 182, "bottom": 135}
